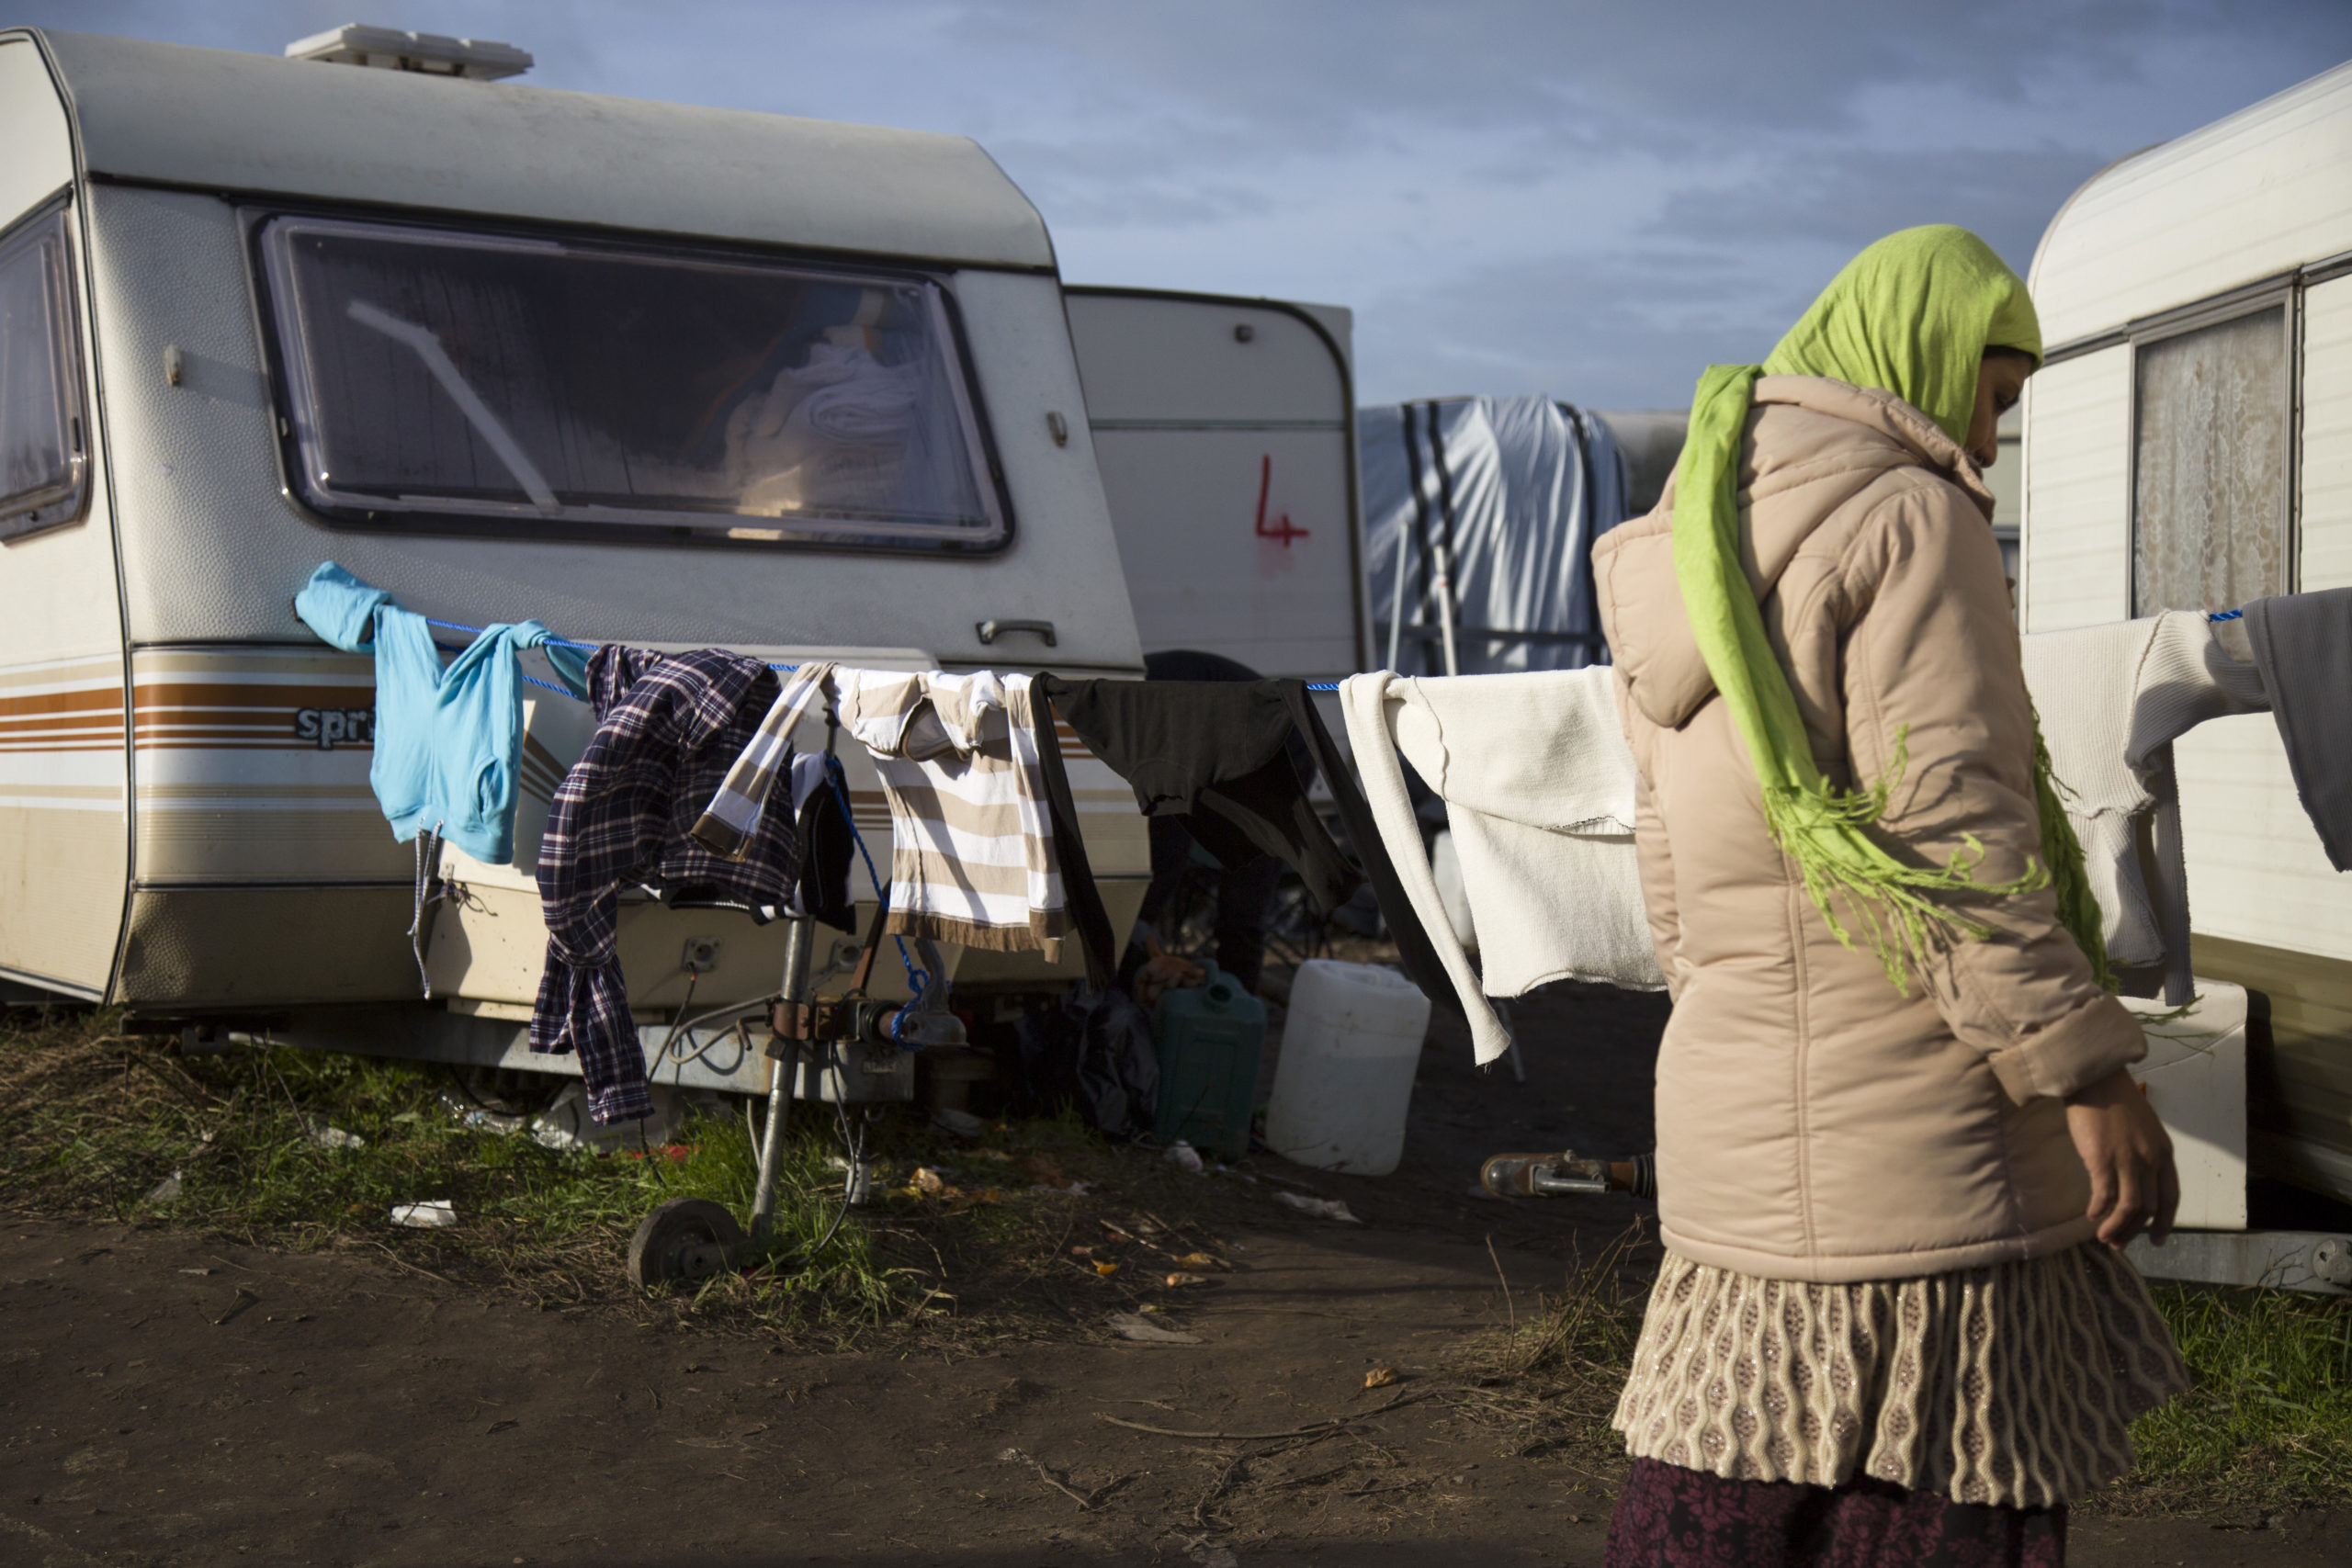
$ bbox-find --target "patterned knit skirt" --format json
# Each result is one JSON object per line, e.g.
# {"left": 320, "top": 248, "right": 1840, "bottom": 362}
{"left": 1611, "top": 1244, "right": 2188, "bottom": 1510}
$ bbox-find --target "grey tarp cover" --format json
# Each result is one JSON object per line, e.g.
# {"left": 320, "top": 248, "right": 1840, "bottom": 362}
{"left": 1360, "top": 396, "right": 1633, "bottom": 675}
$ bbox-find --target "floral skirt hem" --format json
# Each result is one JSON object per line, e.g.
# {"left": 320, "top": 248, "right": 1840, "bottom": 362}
{"left": 1604, "top": 1456, "right": 2064, "bottom": 1568}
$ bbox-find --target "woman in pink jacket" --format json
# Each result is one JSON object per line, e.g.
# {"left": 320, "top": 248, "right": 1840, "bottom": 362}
{"left": 1590, "top": 226, "right": 2186, "bottom": 1567}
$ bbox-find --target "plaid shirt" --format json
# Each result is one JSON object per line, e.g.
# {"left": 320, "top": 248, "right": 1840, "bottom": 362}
{"left": 530, "top": 647, "right": 802, "bottom": 1124}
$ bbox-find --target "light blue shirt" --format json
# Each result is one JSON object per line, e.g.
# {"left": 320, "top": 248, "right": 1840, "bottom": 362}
{"left": 294, "top": 561, "right": 588, "bottom": 865}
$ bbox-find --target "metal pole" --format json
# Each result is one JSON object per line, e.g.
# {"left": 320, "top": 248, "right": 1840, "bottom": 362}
{"left": 1425, "top": 400, "right": 1462, "bottom": 679}
{"left": 1431, "top": 536, "right": 1461, "bottom": 679}
{"left": 749, "top": 915, "right": 815, "bottom": 1238}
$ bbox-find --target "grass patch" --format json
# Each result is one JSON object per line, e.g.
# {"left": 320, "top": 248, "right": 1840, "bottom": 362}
{"left": 0, "top": 1008, "right": 1249, "bottom": 1347}
{"left": 1453, "top": 1226, "right": 2352, "bottom": 1517}
{"left": 2094, "top": 1282, "right": 2352, "bottom": 1516}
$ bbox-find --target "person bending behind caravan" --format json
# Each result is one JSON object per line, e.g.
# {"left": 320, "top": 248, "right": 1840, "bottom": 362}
{"left": 1591, "top": 227, "right": 2185, "bottom": 1568}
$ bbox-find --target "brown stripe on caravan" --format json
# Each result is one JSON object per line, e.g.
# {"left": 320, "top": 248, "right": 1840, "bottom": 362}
{"left": 0, "top": 686, "right": 124, "bottom": 714}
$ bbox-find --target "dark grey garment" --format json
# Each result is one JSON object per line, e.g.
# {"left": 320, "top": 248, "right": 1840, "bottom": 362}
{"left": 2245, "top": 588, "right": 2352, "bottom": 872}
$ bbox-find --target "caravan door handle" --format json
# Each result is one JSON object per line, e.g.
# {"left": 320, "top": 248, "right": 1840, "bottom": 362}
{"left": 976, "top": 618, "right": 1057, "bottom": 648}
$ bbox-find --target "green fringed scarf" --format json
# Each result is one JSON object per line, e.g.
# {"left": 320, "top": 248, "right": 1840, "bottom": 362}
{"left": 1672, "top": 224, "right": 2112, "bottom": 991}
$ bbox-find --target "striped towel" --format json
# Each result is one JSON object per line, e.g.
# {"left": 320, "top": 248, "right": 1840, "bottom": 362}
{"left": 688, "top": 660, "right": 836, "bottom": 859}
{"left": 836, "top": 668, "right": 1068, "bottom": 958}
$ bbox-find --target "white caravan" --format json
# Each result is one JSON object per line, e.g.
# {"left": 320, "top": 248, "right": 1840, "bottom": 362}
{"left": 0, "top": 28, "right": 1158, "bottom": 1093}
{"left": 2019, "top": 60, "right": 2352, "bottom": 1228}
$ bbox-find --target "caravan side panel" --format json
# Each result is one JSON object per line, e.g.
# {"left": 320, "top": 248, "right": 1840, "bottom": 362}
{"left": 2031, "top": 62, "right": 2352, "bottom": 346}
{"left": 2019, "top": 348, "right": 2130, "bottom": 633}
{"left": 0, "top": 39, "right": 129, "bottom": 998}
{"left": 2301, "top": 275, "right": 2352, "bottom": 591}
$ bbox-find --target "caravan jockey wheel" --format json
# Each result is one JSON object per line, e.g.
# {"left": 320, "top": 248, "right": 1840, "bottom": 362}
{"left": 627, "top": 1198, "right": 746, "bottom": 1290}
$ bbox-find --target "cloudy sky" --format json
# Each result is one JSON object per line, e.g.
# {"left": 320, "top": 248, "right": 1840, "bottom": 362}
{"left": 28, "top": 2, "right": 2352, "bottom": 406}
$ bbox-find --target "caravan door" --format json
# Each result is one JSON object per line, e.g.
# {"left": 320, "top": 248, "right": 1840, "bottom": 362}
{"left": 1066, "top": 288, "right": 1367, "bottom": 682}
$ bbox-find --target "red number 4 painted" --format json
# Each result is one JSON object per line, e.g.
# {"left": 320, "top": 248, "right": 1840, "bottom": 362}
{"left": 1255, "top": 453, "right": 1310, "bottom": 547}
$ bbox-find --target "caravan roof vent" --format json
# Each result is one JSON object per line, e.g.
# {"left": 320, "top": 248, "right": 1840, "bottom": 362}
{"left": 285, "top": 23, "right": 532, "bottom": 81}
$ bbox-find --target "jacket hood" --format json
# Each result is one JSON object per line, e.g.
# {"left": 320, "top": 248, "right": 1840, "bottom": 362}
{"left": 1595, "top": 375, "right": 1993, "bottom": 731}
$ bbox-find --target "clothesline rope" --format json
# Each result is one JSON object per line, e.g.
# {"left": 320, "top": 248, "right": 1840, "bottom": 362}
{"left": 422, "top": 615, "right": 1351, "bottom": 694}
{"left": 424, "top": 609, "right": 2251, "bottom": 702}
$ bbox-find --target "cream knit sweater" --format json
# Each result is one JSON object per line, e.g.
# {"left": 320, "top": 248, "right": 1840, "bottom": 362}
{"left": 1340, "top": 669, "right": 1665, "bottom": 1065}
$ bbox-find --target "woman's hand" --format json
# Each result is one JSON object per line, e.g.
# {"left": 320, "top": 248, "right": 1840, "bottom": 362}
{"left": 2065, "top": 1067, "right": 2178, "bottom": 1248}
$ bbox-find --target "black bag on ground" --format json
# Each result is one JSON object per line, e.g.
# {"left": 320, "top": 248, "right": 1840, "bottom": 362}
{"left": 1011, "top": 984, "right": 1159, "bottom": 1137}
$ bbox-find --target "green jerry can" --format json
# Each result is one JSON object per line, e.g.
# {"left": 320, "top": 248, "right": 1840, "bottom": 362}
{"left": 1150, "top": 964, "right": 1268, "bottom": 1161}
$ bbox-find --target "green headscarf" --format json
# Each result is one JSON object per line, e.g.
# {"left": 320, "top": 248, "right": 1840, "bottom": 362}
{"left": 1671, "top": 224, "right": 2111, "bottom": 991}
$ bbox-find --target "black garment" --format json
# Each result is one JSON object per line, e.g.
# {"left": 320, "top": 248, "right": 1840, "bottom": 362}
{"left": 1135, "top": 818, "right": 1286, "bottom": 994}
{"left": 1011, "top": 983, "right": 1159, "bottom": 1136}
{"left": 1025, "top": 691, "right": 1121, "bottom": 989}
{"left": 1038, "top": 674, "right": 1461, "bottom": 1023}
{"left": 797, "top": 761, "right": 859, "bottom": 932}
{"left": 1038, "top": 675, "right": 1358, "bottom": 910}
{"left": 1128, "top": 651, "right": 1294, "bottom": 994}
{"left": 2245, "top": 588, "right": 2352, "bottom": 872}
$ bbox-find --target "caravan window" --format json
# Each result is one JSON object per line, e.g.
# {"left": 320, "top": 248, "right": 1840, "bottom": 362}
{"left": 0, "top": 206, "right": 88, "bottom": 542}
{"left": 2132, "top": 303, "right": 2290, "bottom": 615}
{"left": 256, "top": 215, "right": 1008, "bottom": 552}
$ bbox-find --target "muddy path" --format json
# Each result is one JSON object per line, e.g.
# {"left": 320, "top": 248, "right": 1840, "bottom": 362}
{"left": 3, "top": 985, "right": 2342, "bottom": 1566}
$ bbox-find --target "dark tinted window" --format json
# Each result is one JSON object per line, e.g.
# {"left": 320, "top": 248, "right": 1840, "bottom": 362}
{"left": 260, "top": 215, "right": 1005, "bottom": 550}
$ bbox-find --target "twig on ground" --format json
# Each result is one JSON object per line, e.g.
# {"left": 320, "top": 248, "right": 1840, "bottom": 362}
{"left": 1099, "top": 1389, "right": 1430, "bottom": 1440}
{"left": 1486, "top": 1233, "right": 1514, "bottom": 1329}
{"left": 1001, "top": 1448, "right": 1101, "bottom": 1511}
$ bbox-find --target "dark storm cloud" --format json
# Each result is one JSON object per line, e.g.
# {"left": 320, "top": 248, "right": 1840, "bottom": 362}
{"left": 14, "top": 0, "right": 2352, "bottom": 402}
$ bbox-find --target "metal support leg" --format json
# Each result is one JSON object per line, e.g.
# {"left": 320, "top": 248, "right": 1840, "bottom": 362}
{"left": 749, "top": 917, "right": 814, "bottom": 1239}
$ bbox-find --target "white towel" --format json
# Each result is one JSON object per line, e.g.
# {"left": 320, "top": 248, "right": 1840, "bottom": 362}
{"left": 1340, "top": 669, "right": 1664, "bottom": 1066}
{"left": 2019, "top": 612, "right": 2267, "bottom": 965}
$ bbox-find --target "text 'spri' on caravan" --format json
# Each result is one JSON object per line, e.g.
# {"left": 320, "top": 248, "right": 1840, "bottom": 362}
{"left": 294, "top": 707, "right": 376, "bottom": 749}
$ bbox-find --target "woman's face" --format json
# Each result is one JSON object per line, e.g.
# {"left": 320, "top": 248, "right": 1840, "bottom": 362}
{"left": 1968, "top": 353, "right": 2031, "bottom": 468}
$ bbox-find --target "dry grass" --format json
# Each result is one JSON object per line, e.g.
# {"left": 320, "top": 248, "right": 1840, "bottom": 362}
{"left": 1442, "top": 1220, "right": 1652, "bottom": 1481}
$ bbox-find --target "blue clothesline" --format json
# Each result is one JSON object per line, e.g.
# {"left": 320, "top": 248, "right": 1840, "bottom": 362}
{"left": 422, "top": 615, "right": 1349, "bottom": 694}
{"left": 429, "top": 606, "right": 2253, "bottom": 700}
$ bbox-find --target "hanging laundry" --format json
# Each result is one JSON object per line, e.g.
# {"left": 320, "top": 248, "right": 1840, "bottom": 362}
{"left": 2018, "top": 611, "right": 2268, "bottom": 966}
{"left": 1036, "top": 676, "right": 1459, "bottom": 1020}
{"left": 789, "top": 753, "right": 859, "bottom": 931}
{"left": 1340, "top": 669, "right": 1665, "bottom": 1066}
{"left": 829, "top": 669, "right": 1086, "bottom": 964}
{"left": 293, "top": 561, "right": 588, "bottom": 865}
{"left": 2242, "top": 588, "right": 2352, "bottom": 872}
{"left": 687, "top": 662, "right": 835, "bottom": 858}
{"left": 1035, "top": 676, "right": 1358, "bottom": 909}
{"left": 533, "top": 647, "right": 804, "bottom": 1125}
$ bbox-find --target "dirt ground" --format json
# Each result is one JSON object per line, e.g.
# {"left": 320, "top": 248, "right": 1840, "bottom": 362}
{"left": 3, "top": 983, "right": 2344, "bottom": 1566}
